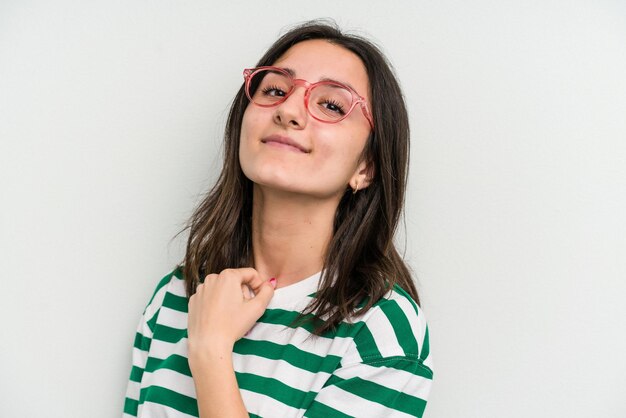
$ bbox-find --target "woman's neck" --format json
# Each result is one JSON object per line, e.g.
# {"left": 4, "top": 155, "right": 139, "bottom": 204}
{"left": 251, "top": 185, "right": 339, "bottom": 288}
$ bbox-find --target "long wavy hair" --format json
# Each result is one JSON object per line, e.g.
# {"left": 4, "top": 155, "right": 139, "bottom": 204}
{"left": 181, "top": 20, "right": 418, "bottom": 333}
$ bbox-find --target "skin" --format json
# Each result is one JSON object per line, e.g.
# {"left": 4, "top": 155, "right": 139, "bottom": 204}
{"left": 187, "top": 39, "right": 374, "bottom": 417}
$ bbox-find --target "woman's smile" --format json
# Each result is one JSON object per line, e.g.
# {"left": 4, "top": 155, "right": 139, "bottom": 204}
{"left": 261, "top": 134, "right": 310, "bottom": 153}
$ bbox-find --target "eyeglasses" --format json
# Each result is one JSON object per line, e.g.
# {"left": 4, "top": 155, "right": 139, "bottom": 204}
{"left": 243, "top": 66, "right": 375, "bottom": 130}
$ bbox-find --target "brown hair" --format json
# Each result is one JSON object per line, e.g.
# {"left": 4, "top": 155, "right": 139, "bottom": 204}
{"left": 181, "top": 20, "right": 418, "bottom": 333}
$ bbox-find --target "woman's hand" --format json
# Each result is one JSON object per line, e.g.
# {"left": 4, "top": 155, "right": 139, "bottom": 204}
{"left": 187, "top": 269, "right": 275, "bottom": 417}
{"left": 187, "top": 268, "right": 275, "bottom": 361}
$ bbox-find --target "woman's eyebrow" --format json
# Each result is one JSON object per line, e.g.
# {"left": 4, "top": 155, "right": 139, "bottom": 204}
{"left": 280, "top": 67, "right": 359, "bottom": 93}
{"left": 280, "top": 67, "right": 296, "bottom": 76}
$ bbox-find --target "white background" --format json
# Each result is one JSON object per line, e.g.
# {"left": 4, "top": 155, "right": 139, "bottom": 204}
{"left": 1, "top": 1, "right": 625, "bottom": 417}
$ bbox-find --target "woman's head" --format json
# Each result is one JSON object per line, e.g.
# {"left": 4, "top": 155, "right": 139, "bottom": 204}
{"left": 183, "top": 20, "right": 417, "bottom": 330}
{"left": 226, "top": 20, "right": 410, "bottom": 212}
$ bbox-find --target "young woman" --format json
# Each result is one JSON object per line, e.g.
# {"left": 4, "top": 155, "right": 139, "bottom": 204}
{"left": 124, "top": 21, "right": 433, "bottom": 418}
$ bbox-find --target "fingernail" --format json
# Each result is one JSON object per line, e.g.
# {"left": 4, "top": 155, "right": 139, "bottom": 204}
{"left": 269, "top": 277, "right": 277, "bottom": 288}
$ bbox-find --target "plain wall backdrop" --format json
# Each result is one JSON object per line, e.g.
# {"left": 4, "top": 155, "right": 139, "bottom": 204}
{"left": 1, "top": 1, "right": 625, "bottom": 417}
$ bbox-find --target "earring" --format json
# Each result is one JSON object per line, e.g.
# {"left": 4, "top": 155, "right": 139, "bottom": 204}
{"left": 352, "top": 179, "right": 359, "bottom": 194}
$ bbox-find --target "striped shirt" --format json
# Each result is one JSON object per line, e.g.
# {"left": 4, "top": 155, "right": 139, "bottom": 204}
{"left": 124, "top": 267, "right": 433, "bottom": 417}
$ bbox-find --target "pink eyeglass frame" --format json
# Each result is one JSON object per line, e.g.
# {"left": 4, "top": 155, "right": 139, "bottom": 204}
{"left": 243, "top": 66, "right": 375, "bottom": 130}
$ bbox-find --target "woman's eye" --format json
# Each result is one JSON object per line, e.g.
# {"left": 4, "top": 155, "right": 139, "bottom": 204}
{"left": 321, "top": 100, "right": 346, "bottom": 115}
{"left": 262, "top": 85, "right": 286, "bottom": 97}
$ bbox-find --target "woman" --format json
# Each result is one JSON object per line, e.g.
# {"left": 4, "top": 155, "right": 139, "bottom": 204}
{"left": 124, "top": 21, "right": 433, "bottom": 418}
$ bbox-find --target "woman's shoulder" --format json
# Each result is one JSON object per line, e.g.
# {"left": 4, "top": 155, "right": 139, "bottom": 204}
{"left": 348, "top": 284, "right": 432, "bottom": 372}
{"left": 142, "top": 266, "right": 187, "bottom": 312}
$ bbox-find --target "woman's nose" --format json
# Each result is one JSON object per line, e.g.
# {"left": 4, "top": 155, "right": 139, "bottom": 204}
{"left": 273, "top": 85, "right": 308, "bottom": 129}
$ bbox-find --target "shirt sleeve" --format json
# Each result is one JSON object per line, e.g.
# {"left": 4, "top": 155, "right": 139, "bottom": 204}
{"left": 303, "top": 355, "right": 433, "bottom": 418}
{"left": 122, "top": 309, "right": 154, "bottom": 417}
{"left": 305, "top": 286, "right": 434, "bottom": 418}
{"left": 122, "top": 271, "right": 176, "bottom": 417}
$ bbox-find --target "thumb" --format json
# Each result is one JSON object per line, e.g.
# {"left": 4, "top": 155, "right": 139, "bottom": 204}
{"left": 249, "top": 278, "right": 275, "bottom": 313}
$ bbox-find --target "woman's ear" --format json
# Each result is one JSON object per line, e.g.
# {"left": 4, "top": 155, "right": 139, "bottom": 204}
{"left": 349, "top": 158, "right": 375, "bottom": 192}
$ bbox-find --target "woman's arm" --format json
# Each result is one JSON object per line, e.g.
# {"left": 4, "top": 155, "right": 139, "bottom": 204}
{"left": 189, "top": 343, "right": 248, "bottom": 417}
{"left": 187, "top": 268, "right": 275, "bottom": 418}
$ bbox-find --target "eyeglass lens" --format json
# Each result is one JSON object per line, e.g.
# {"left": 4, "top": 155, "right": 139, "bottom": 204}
{"left": 248, "top": 69, "right": 354, "bottom": 122}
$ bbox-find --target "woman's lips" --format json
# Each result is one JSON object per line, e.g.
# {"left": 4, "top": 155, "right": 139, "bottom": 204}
{"left": 261, "top": 135, "right": 310, "bottom": 153}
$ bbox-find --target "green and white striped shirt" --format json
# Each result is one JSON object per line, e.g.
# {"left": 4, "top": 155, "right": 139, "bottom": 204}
{"left": 124, "top": 267, "right": 433, "bottom": 417}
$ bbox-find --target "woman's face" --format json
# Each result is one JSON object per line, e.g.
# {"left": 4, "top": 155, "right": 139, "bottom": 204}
{"left": 239, "top": 39, "right": 373, "bottom": 200}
